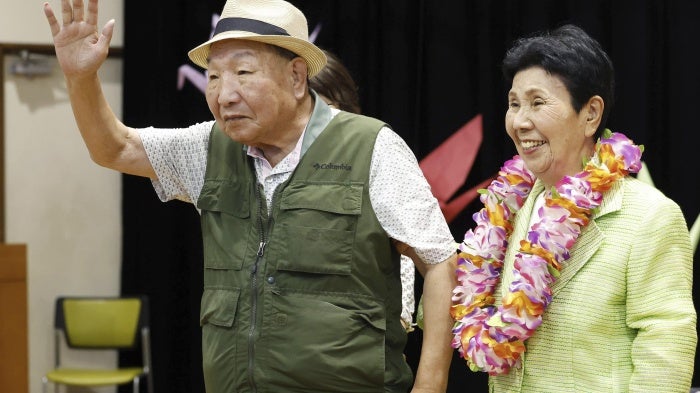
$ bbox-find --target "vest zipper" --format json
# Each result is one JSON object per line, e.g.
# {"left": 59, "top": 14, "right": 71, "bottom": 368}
{"left": 248, "top": 182, "right": 274, "bottom": 393}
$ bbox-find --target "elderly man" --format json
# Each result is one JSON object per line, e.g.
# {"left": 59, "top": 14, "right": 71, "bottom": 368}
{"left": 44, "top": 0, "right": 457, "bottom": 391}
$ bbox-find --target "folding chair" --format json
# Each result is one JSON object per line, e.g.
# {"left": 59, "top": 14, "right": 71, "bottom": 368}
{"left": 41, "top": 296, "right": 153, "bottom": 393}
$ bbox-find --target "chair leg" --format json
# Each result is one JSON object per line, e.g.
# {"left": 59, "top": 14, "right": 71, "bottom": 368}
{"left": 147, "top": 372, "right": 154, "bottom": 393}
{"left": 41, "top": 377, "right": 58, "bottom": 393}
{"left": 133, "top": 376, "right": 140, "bottom": 393}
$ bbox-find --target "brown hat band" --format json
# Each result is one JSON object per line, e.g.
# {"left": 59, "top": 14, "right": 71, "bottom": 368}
{"left": 214, "top": 17, "right": 291, "bottom": 37}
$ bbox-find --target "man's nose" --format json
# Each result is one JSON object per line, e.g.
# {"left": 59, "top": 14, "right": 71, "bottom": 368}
{"left": 218, "top": 77, "right": 241, "bottom": 105}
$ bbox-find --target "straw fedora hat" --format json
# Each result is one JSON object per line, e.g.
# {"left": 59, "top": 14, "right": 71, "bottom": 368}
{"left": 188, "top": 0, "right": 327, "bottom": 77}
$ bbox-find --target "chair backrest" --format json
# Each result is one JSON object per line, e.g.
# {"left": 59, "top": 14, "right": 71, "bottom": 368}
{"left": 55, "top": 296, "right": 149, "bottom": 349}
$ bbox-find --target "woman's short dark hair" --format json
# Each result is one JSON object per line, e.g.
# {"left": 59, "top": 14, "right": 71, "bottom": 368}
{"left": 502, "top": 24, "right": 615, "bottom": 138}
{"left": 309, "top": 50, "right": 361, "bottom": 114}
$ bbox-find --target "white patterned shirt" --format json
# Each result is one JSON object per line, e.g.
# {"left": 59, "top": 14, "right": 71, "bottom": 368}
{"left": 138, "top": 107, "right": 455, "bottom": 326}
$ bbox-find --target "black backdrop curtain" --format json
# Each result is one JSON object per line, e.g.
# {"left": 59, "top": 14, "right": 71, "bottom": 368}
{"left": 120, "top": 1, "right": 700, "bottom": 392}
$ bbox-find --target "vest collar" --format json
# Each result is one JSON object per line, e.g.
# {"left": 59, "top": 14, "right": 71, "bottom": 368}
{"left": 301, "top": 89, "right": 334, "bottom": 156}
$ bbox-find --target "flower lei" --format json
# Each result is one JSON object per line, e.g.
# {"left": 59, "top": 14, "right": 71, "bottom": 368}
{"left": 450, "top": 129, "right": 643, "bottom": 375}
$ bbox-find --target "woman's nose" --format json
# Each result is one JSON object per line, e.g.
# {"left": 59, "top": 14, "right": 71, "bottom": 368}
{"left": 511, "top": 107, "right": 533, "bottom": 131}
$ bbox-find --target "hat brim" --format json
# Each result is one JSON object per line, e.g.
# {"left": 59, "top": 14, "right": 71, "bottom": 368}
{"left": 188, "top": 31, "right": 327, "bottom": 77}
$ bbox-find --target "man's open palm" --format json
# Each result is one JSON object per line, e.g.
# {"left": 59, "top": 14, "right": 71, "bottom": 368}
{"left": 43, "top": 0, "right": 114, "bottom": 79}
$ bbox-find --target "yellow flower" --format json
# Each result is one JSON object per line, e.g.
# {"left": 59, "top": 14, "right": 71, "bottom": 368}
{"left": 519, "top": 241, "right": 561, "bottom": 271}
{"left": 459, "top": 251, "right": 485, "bottom": 268}
{"left": 451, "top": 293, "right": 495, "bottom": 319}
{"left": 482, "top": 332, "right": 525, "bottom": 360}
{"left": 503, "top": 290, "right": 544, "bottom": 317}
{"left": 547, "top": 197, "right": 590, "bottom": 225}
{"left": 488, "top": 203, "right": 512, "bottom": 232}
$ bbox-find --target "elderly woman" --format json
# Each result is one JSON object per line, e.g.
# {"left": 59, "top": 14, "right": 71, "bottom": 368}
{"left": 450, "top": 24, "right": 696, "bottom": 392}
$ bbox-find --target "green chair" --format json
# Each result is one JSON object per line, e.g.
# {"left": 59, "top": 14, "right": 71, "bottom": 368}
{"left": 41, "top": 296, "right": 153, "bottom": 393}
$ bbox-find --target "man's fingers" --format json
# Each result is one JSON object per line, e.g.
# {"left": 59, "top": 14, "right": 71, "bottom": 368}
{"left": 43, "top": 3, "right": 61, "bottom": 36}
{"left": 86, "top": 0, "right": 99, "bottom": 26}
{"left": 99, "top": 19, "right": 115, "bottom": 47}
{"left": 72, "top": 0, "right": 84, "bottom": 23}
{"left": 61, "top": 0, "right": 73, "bottom": 25}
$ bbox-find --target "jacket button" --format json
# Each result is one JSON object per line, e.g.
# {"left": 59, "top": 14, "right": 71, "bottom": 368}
{"left": 266, "top": 276, "right": 275, "bottom": 284}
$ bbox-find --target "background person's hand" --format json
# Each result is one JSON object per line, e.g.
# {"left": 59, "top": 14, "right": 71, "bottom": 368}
{"left": 44, "top": 0, "right": 114, "bottom": 79}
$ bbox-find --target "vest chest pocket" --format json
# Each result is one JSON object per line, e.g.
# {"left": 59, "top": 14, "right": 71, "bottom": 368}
{"left": 276, "top": 182, "right": 363, "bottom": 275}
{"left": 197, "top": 180, "right": 251, "bottom": 270}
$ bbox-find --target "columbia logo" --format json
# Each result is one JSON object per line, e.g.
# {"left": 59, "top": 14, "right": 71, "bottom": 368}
{"left": 312, "top": 162, "right": 352, "bottom": 171}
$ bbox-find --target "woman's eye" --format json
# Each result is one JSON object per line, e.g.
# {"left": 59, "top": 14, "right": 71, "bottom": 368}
{"left": 508, "top": 102, "right": 519, "bottom": 109}
{"left": 533, "top": 99, "right": 545, "bottom": 106}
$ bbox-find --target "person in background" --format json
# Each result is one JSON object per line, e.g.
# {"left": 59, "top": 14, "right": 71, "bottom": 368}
{"left": 310, "top": 48, "right": 417, "bottom": 332}
{"left": 450, "top": 24, "right": 696, "bottom": 392}
{"left": 43, "top": 0, "right": 456, "bottom": 391}
{"left": 309, "top": 49, "right": 361, "bottom": 114}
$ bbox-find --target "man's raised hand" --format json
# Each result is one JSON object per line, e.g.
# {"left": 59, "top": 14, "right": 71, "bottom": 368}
{"left": 43, "top": 0, "right": 114, "bottom": 79}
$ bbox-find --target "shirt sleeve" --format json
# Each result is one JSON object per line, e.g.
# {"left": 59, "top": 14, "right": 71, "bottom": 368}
{"left": 369, "top": 127, "right": 455, "bottom": 264}
{"left": 137, "top": 121, "right": 214, "bottom": 204}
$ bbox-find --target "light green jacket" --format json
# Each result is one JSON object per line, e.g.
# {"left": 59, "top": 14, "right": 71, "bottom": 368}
{"left": 489, "top": 177, "right": 697, "bottom": 393}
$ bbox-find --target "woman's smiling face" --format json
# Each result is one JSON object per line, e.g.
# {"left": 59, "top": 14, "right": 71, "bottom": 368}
{"left": 505, "top": 66, "right": 596, "bottom": 187}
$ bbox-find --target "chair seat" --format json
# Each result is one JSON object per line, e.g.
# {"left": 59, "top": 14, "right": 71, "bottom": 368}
{"left": 45, "top": 367, "right": 145, "bottom": 386}
{"left": 43, "top": 296, "right": 153, "bottom": 392}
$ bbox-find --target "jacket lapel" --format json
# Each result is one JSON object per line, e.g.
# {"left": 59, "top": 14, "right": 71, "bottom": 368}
{"left": 550, "top": 178, "right": 624, "bottom": 296}
{"left": 500, "top": 181, "right": 544, "bottom": 297}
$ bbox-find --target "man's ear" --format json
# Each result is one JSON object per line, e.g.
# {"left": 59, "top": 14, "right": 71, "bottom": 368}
{"left": 290, "top": 57, "right": 308, "bottom": 98}
{"left": 584, "top": 95, "right": 604, "bottom": 137}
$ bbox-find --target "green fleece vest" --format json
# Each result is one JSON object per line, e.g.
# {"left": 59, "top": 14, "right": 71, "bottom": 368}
{"left": 196, "top": 112, "right": 411, "bottom": 393}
